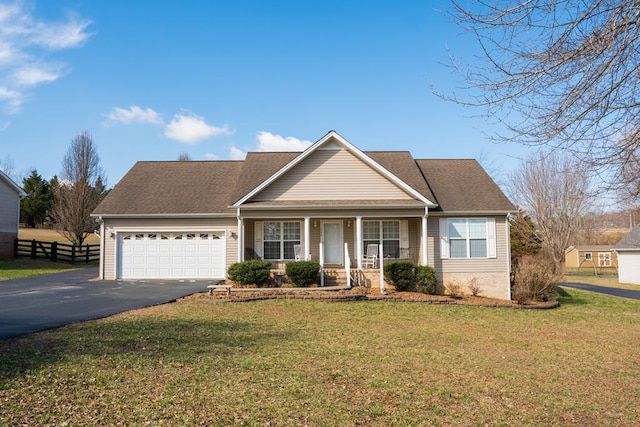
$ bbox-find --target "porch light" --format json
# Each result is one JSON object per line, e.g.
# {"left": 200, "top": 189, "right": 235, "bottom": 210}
{"left": 347, "top": 220, "right": 352, "bottom": 228}
{"left": 313, "top": 221, "right": 318, "bottom": 228}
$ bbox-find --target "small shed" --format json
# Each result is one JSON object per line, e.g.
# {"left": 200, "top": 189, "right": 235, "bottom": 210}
{"left": 564, "top": 245, "right": 617, "bottom": 270}
{"left": 0, "top": 170, "right": 26, "bottom": 257}
{"left": 613, "top": 226, "right": 640, "bottom": 285}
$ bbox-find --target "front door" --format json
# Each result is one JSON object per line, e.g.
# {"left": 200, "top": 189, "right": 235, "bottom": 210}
{"left": 323, "top": 221, "right": 343, "bottom": 265}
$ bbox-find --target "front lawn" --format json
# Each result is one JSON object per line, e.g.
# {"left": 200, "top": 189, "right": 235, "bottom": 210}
{"left": 0, "top": 258, "right": 82, "bottom": 280}
{"left": 563, "top": 267, "right": 640, "bottom": 290}
{"left": 1, "top": 290, "right": 639, "bottom": 425}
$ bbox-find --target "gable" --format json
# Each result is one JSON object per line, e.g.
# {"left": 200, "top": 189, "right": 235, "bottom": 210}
{"left": 0, "top": 171, "right": 25, "bottom": 197}
{"left": 251, "top": 147, "right": 414, "bottom": 201}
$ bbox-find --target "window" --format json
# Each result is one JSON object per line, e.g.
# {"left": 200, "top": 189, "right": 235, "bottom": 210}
{"left": 440, "top": 218, "right": 495, "bottom": 259}
{"left": 598, "top": 252, "right": 611, "bottom": 267}
{"left": 263, "top": 221, "right": 301, "bottom": 260}
{"left": 362, "top": 220, "right": 401, "bottom": 259}
{"left": 584, "top": 252, "right": 592, "bottom": 261}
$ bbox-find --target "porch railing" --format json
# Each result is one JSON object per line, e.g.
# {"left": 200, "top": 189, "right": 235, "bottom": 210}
{"left": 344, "top": 242, "right": 351, "bottom": 288}
{"left": 319, "top": 242, "right": 324, "bottom": 287}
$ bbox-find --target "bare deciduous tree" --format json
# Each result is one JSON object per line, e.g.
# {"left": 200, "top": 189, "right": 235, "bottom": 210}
{"left": 51, "top": 132, "right": 107, "bottom": 246}
{"left": 510, "top": 152, "right": 592, "bottom": 270}
{"left": 0, "top": 154, "right": 18, "bottom": 181}
{"left": 177, "top": 152, "right": 191, "bottom": 161}
{"left": 446, "top": 1, "right": 640, "bottom": 192}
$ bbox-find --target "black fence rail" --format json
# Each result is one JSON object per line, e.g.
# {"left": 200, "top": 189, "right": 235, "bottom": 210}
{"left": 14, "top": 239, "right": 100, "bottom": 264}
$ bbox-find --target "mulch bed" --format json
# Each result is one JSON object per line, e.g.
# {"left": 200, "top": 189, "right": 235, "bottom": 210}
{"left": 189, "top": 287, "right": 559, "bottom": 309}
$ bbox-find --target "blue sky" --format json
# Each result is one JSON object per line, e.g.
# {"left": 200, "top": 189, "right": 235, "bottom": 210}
{"left": 0, "top": 0, "right": 531, "bottom": 187}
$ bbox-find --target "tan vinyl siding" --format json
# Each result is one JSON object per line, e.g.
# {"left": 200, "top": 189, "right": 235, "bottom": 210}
{"left": 429, "top": 216, "right": 509, "bottom": 272}
{"left": 253, "top": 148, "right": 412, "bottom": 201}
{"left": 246, "top": 219, "right": 359, "bottom": 263}
{"left": 0, "top": 182, "right": 19, "bottom": 233}
{"left": 428, "top": 215, "right": 510, "bottom": 299}
{"left": 102, "top": 217, "right": 237, "bottom": 280}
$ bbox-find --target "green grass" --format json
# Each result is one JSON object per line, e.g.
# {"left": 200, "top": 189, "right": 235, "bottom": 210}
{"left": 0, "top": 258, "right": 83, "bottom": 280}
{"left": 19, "top": 227, "right": 100, "bottom": 245}
{"left": 563, "top": 267, "right": 640, "bottom": 290}
{"left": 1, "top": 291, "right": 639, "bottom": 425}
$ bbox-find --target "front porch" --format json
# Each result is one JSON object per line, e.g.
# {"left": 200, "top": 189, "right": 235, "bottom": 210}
{"left": 237, "top": 216, "right": 430, "bottom": 288}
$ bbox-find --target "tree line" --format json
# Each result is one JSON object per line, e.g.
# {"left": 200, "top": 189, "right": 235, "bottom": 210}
{"left": 19, "top": 132, "right": 108, "bottom": 246}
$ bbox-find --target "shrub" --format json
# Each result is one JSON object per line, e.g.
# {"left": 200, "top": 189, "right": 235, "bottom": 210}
{"left": 227, "top": 260, "right": 273, "bottom": 287}
{"left": 383, "top": 261, "right": 415, "bottom": 291}
{"left": 415, "top": 265, "right": 437, "bottom": 294}
{"left": 285, "top": 261, "right": 320, "bottom": 287}
{"left": 467, "top": 278, "right": 482, "bottom": 297}
{"left": 512, "top": 254, "right": 559, "bottom": 303}
{"left": 445, "top": 280, "right": 463, "bottom": 298}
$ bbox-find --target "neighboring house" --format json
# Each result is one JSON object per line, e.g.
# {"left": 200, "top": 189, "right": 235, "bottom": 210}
{"left": 613, "top": 226, "right": 640, "bottom": 285}
{"left": 0, "top": 170, "right": 26, "bottom": 257}
{"left": 564, "top": 245, "right": 617, "bottom": 270}
{"left": 92, "top": 131, "right": 516, "bottom": 299}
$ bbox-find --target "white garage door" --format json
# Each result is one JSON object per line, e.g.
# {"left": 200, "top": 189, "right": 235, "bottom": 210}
{"left": 119, "top": 232, "right": 225, "bottom": 279}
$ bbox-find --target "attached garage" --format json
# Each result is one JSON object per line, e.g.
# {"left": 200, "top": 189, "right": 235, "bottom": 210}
{"left": 118, "top": 231, "right": 226, "bottom": 279}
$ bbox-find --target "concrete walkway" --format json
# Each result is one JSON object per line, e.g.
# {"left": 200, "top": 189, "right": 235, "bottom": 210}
{"left": 0, "top": 267, "right": 220, "bottom": 340}
{"left": 560, "top": 282, "right": 640, "bottom": 300}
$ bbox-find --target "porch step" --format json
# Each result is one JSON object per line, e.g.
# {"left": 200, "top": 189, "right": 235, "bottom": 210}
{"left": 321, "top": 268, "right": 382, "bottom": 287}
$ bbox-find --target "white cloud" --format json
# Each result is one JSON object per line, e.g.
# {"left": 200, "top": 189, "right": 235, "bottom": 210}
{"left": 255, "top": 131, "right": 312, "bottom": 152}
{"left": 164, "top": 113, "right": 231, "bottom": 144}
{"left": 230, "top": 146, "right": 246, "bottom": 160}
{"left": 204, "top": 153, "right": 222, "bottom": 160}
{"left": 105, "top": 106, "right": 163, "bottom": 125}
{"left": 0, "top": 85, "right": 23, "bottom": 112}
{"left": 0, "top": 2, "right": 92, "bottom": 113}
{"left": 30, "top": 15, "right": 92, "bottom": 49}
{"left": 12, "top": 65, "right": 60, "bottom": 86}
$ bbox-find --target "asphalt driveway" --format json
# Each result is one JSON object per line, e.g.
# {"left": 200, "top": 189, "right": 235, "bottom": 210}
{"left": 0, "top": 267, "right": 220, "bottom": 340}
{"left": 560, "top": 282, "right": 640, "bottom": 300}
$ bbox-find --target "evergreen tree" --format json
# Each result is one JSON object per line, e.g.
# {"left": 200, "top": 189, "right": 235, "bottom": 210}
{"left": 20, "top": 170, "right": 53, "bottom": 228}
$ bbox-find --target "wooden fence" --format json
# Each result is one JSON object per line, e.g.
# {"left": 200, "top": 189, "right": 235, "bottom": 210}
{"left": 14, "top": 239, "right": 100, "bottom": 264}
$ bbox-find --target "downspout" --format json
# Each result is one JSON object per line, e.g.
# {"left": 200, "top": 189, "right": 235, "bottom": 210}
{"left": 98, "top": 216, "right": 105, "bottom": 280}
{"left": 506, "top": 213, "right": 512, "bottom": 301}
{"left": 421, "top": 207, "right": 429, "bottom": 266}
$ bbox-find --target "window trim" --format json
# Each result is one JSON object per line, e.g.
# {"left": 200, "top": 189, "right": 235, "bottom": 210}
{"left": 439, "top": 217, "right": 497, "bottom": 260}
{"left": 256, "top": 220, "right": 303, "bottom": 261}
{"left": 361, "top": 220, "right": 408, "bottom": 259}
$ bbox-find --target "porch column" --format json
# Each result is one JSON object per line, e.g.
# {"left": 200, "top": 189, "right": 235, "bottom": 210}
{"left": 237, "top": 216, "right": 244, "bottom": 262}
{"left": 421, "top": 214, "right": 428, "bottom": 265}
{"left": 356, "top": 216, "right": 363, "bottom": 269}
{"left": 304, "top": 217, "right": 311, "bottom": 260}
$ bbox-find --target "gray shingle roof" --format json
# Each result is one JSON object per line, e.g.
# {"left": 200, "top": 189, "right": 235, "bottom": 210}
{"left": 614, "top": 226, "right": 640, "bottom": 250}
{"left": 93, "top": 151, "right": 515, "bottom": 216}
{"left": 415, "top": 159, "right": 515, "bottom": 212}
{"left": 93, "top": 161, "right": 242, "bottom": 215}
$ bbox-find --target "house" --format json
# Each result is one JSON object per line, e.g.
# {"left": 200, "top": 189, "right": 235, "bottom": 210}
{"left": 564, "top": 245, "right": 617, "bottom": 270}
{"left": 0, "top": 170, "right": 26, "bottom": 257}
{"left": 92, "top": 131, "right": 516, "bottom": 299}
{"left": 613, "top": 226, "right": 640, "bottom": 285}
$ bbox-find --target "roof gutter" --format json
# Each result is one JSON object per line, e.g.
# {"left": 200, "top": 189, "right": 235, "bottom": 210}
{"left": 90, "top": 213, "right": 234, "bottom": 218}
{"left": 428, "top": 210, "right": 517, "bottom": 216}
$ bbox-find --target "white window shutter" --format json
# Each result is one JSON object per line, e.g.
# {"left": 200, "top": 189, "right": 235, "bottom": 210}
{"left": 254, "top": 221, "right": 263, "bottom": 258}
{"left": 439, "top": 218, "right": 449, "bottom": 259}
{"left": 400, "top": 220, "right": 409, "bottom": 253}
{"left": 486, "top": 217, "right": 497, "bottom": 258}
